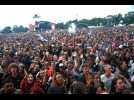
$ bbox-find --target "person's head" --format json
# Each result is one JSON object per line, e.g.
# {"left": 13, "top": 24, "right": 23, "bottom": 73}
{"left": 8, "top": 63, "right": 19, "bottom": 78}
{"left": 83, "top": 64, "right": 89, "bottom": 75}
{"left": 104, "top": 64, "right": 112, "bottom": 77}
{"left": 87, "top": 56, "right": 94, "bottom": 65}
{"left": 27, "top": 73, "right": 34, "bottom": 84}
{"left": 18, "top": 63, "right": 25, "bottom": 72}
{"left": 1, "top": 59, "right": 8, "bottom": 68}
{"left": 3, "top": 82, "right": 15, "bottom": 94}
{"left": 54, "top": 73, "right": 64, "bottom": 87}
{"left": 110, "top": 77, "right": 126, "bottom": 93}
{"left": 115, "top": 77, "right": 125, "bottom": 92}
{"left": 53, "top": 55, "right": 58, "bottom": 61}
{"left": 36, "top": 70, "right": 45, "bottom": 82}
{"left": 67, "top": 62, "right": 74, "bottom": 70}
{"left": 119, "top": 61, "right": 128, "bottom": 70}
{"left": 94, "top": 73, "right": 100, "bottom": 83}
{"left": 96, "top": 82, "right": 106, "bottom": 94}
{"left": 71, "top": 80, "right": 87, "bottom": 94}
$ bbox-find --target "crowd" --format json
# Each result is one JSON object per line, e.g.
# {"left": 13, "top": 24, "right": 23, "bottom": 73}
{"left": 0, "top": 26, "right": 134, "bottom": 94}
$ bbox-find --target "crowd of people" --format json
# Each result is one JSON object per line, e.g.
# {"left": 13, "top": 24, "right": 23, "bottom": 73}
{"left": 0, "top": 26, "right": 134, "bottom": 94}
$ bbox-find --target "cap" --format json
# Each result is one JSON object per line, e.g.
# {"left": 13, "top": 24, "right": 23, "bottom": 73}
{"left": 59, "top": 63, "right": 64, "bottom": 67}
{"left": 119, "top": 45, "right": 123, "bottom": 49}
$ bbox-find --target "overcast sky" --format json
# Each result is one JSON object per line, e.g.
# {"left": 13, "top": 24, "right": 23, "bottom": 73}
{"left": 0, "top": 5, "right": 133, "bottom": 29}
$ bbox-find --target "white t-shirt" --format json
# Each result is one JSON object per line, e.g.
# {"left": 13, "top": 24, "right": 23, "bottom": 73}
{"left": 100, "top": 73, "right": 115, "bottom": 90}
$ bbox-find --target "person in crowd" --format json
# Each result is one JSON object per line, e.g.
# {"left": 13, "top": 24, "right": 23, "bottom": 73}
{"left": 85, "top": 73, "right": 96, "bottom": 94}
{"left": 100, "top": 64, "right": 115, "bottom": 92}
{"left": 110, "top": 76, "right": 131, "bottom": 94}
{"left": 118, "top": 61, "right": 129, "bottom": 79}
{"left": 96, "top": 82, "right": 108, "bottom": 94}
{"left": 2, "top": 63, "right": 22, "bottom": 89}
{"left": 0, "top": 26, "right": 134, "bottom": 94}
{"left": 30, "top": 71, "right": 45, "bottom": 94}
{"left": 47, "top": 73, "right": 66, "bottom": 94}
{"left": 0, "top": 82, "right": 19, "bottom": 94}
{"left": 70, "top": 79, "right": 87, "bottom": 94}
{"left": 20, "top": 73, "right": 34, "bottom": 94}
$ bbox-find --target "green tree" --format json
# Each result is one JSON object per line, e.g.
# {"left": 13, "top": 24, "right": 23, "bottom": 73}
{"left": 1, "top": 26, "right": 12, "bottom": 33}
{"left": 56, "top": 23, "right": 64, "bottom": 29}
{"left": 123, "top": 12, "right": 134, "bottom": 25}
{"left": 13, "top": 25, "right": 28, "bottom": 33}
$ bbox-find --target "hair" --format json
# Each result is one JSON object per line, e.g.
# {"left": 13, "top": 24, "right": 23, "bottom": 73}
{"left": 83, "top": 63, "right": 89, "bottom": 68}
{"left": 2, "top": 82, "right": 15, "bottom": 94}
{"left": 110, "top": 77, "right": 125, "bottom": 94}
{"left": 96, "top": 82, "right": 105, "bottom": 91}
{"left": 70, "top": 80, "right": 87, "bottom": 94}
{"left": 7, "top": 63, "right": 19, "bottom": 74}
{"left": 51, "top": 72, "right": 61, "bottom": 86}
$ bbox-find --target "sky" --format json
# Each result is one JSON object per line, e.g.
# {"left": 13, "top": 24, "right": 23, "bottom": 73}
{"left": 0, "top": 5, "right": 133, "bottom": 29}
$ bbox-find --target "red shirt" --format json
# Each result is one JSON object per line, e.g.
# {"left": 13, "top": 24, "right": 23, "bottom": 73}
{"left": 47, "top": 66, "right": 54, "bottom": 77}
{"left": 20, "top": 78, "right": 44, "bottom": 94}
{"left": 20, "top": 78, "right": 34, "bottom": 94}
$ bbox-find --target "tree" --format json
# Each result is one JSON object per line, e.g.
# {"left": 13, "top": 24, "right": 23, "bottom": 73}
{"left": 123, "top": 12, "right": 134, "bottom": 25}
{"left": 64, "top": 19, "right": 78, "bottom": 29}
{"left": 111, "top": 14, "right": 123, "bottom": 26}
{"left": 13, "top": 25, "right": 28, "bottom": 33}
{"left": 12, "top": 25, "right": 18, "bottom": 33}
{"left": 56, "top": 23, "right": 64, "bottom": 29}
{"left": 78, "top": 19, "right": 89, "bottom": 28}
{"left": 1, "top": 26, "right": 12, "bottom": 33}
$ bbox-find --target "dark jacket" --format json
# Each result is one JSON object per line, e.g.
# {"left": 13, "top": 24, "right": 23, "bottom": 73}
{"left": 2, "top": 74, "right": 21, "bottom": 89}
{"left": 47, "top": 85, "right": 65, "bottom": 94}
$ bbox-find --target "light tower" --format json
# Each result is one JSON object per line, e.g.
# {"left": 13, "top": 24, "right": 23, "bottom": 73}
{"left": 33, "top": 14, "right": 40, "bottom": 32}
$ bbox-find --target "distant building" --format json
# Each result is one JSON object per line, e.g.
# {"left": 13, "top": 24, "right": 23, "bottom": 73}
{"left": 35, "top": 21, "right": 55, "bottom": 32}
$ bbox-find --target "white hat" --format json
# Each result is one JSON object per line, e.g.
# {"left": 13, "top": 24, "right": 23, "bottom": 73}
{"left": 59, "top": 63, "right": 64, "bottom": 67}
{"left": 119, "top": 45, "right": 123, "bottom": 49}
{"left": 72, "top": 52, "right": 77, "bottom": 57}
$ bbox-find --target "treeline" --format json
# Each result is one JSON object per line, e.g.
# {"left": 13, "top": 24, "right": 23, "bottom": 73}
{"left": 1, "top": 11, "right": 134, "bottom": 33}
{"left": 56, "top": 12, "right": 134, "bottom": 29}
{"left": 1, "top": 25, "right": 28, "bottom": 34}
